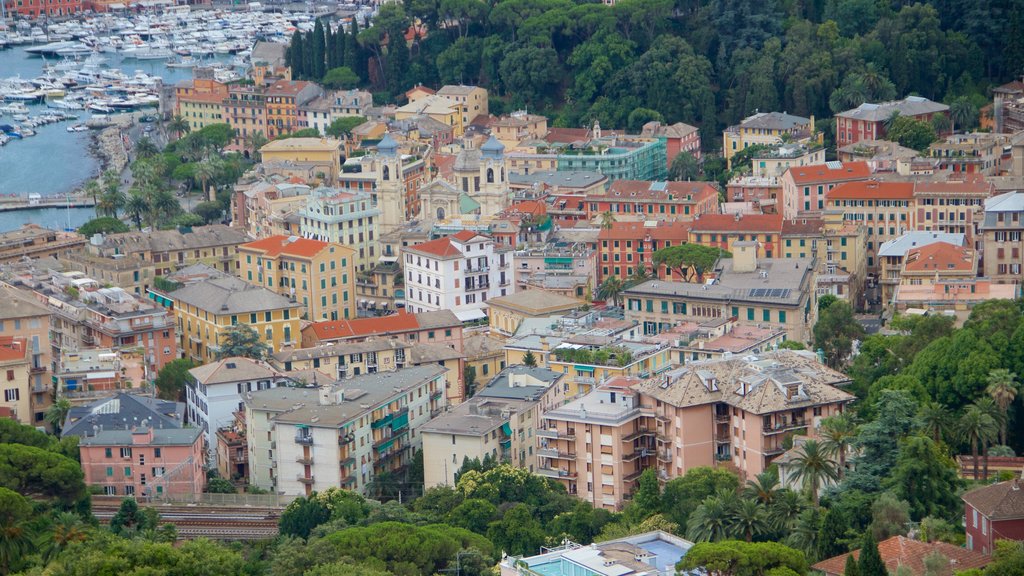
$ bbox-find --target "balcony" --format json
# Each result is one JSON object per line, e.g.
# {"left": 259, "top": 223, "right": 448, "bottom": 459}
{"left": 430, "top": 407, "right": 443, "bottom": 418}
{"left": 538, "top": 447, "right": 574, "bottom": 460}
{"left": 296, "top": 475, "right": 315, "bottom": 485}
{"left": 656, "top": 449, "right": 672, "bottom": 463}
{"left": 296, "top": 456, "right": 314, "bottom": 465}
{"left": 537, "top": 429, "right": 576, "bottom": 441}
{"left": 574, "top": 376, "right": 596, "bottom": 385}
{"left": 715, "top": 412, "right": 730, "bottom": 423}
{"left": 763, "top": 418, "right": 808, "bottom": 434}
{"left": 622, "top": 427, "right": 654, "bottom": 442}
{"left": 30, "top": 365, "right": 46, "bottom": 375}
{"left": 536, "top": 467, "right": 577, "bottom": 480}
{"left": 340, "top": 475, "right": 356, "bottom": 486}
{"left": 764, "top": 445, "right": 787, "bottom": 456}
{"left": 339, "top": 456, "right": 355, "bottom": 468}
{"left": 338, "top": 432, "right": 355, "bottom": 445}
{"left": 294, "top": 434, "right": 314, "bottom": 445}
{"left": 430, "top": 389, "right": 443, "bottom": 400}
{"left": 623, "top": 448, "right": 655, "bottom": 462}
{"left": 624, "top": 468, "right": 645, "bottom": 482}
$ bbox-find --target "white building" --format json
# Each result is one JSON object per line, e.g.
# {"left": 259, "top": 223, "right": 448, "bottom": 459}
{"left": 186, "top": 357, "right": 293, "bottom": 466}
{"left": 401, "top": 231, "right": 514, "bottom": 323}
{"left": 299, "top": 187, "right": 380, "bottom": 272}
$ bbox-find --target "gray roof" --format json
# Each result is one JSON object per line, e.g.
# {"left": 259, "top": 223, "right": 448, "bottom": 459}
{"left": 414, "top": 310, "right": 463, "bottom": 330}
{"left": 251, "top": 41, "right": 286, "bottom": 67}
{"left": 877, "top": 232, "right": 965, "bottom": 258}
{"left": 837, "top": 96, "right": 949, "bottom": 122}
{"left": 96, "top": 224, "right": 248, "bottom": 257}
{"left": 169, "top": 275, "right": 300, "bottom": 315}
{"left": 272, "top": 337, "right": 407, "bottom": 363}
{"left": 985, "top": 191, "right": 1024, "bottom": 213}
{"left": 407, "top": 341, "right": 463, "bottom": 363}
{"left": 477, "top": 365, "right": 563, "bottom": 401}
{"left": 79, "top": 426, "right": 202, "bottom": 446}
{"left": 189, "top": 357, "right": 282, "bottom": 385}
{"left": 739, "top": 111, "right": 811, "bottom": 131}
{"left": 0, "top": 285, "right": 49, "bottom": 321}
{"left": 419, "top": 395, "right": 532, "bottom": 436}
{"left": 624, "top": 258, "right": 815, "bottom": 306}
{"left": 63, "top": 393, "right": 184, "bottom": 438}
{"left": 508, "top": 170, "right": 606, "bottom": 189}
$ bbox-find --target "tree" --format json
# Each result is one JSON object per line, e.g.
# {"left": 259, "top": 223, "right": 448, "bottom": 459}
{"left": 110, "top": 498, "right": 158, "bottom": 536}
{"left": 217, "top": 324, "right": 271, "bottom": 360}
{"left": 522, "top": 350, "right": 537, "bottom": 367}
{"left": 729, "top": 499, "right": 768, "bottom": 542}
{"left": 0, "top": 488, "right": 32, "bottom": 575}
{"left": 488, "top": 503, "right": 545, "bottom": 556}
{"left": 858, "top": 532, "right": 886, "bottom": 576}
{"left": 949, "top": 97, "right": 978, "bottom": 133}
{"left": 245, "top": 131, "right": 269, "bottom": 162}
{"left": 448, "top": 498, "right": 498, "bottom": 535}
{"left": 789, "top": 439, "right": 837, "bottom": 505}
{"left": 600, "top": 210, "right": 616, "bottom": 230}
{"left": 678, "top": 541, "right": 808, "bottom": 576}
{"left": 661, "top": 467, "right": 740, "bottom": 528}
{"left": 78, "top": 216, "right": 129, "bottom": 236}
{"left": 193, "top": 158, "right": 219, "bottom": 202}
{"left": 986, "top": 368, "right": 1018, "bottom": 446}
{"left": 322, "top": 66, "right": 361, "bottom": 89}
{"left": 669, "top": 151, "right": 700, "bottom": 181}
{"left": 958, "top": 402, "right": 998, "bottom": 480}
{"left": 626, "top": 469, "right": 661, "bottom": 522}
{"left": 168, "top": 115, "right": 190, "bottom": 139}
{"left": 743, "top": 470, "right": 780, "bottom": 506}
{"left": 818, "top": 507, "right": 849, "bottom": 560}
{"left": 868, "top": 492, "right": 911, "bottom": 541}
{"left": 46, "top": 511, "right": 88, "bottom": 561}
{"left": 154, "top": 358, "right": 195, "bottom": 401}
{"left": 886, "top": 435, "right": 961, "bottom": 521}
{"left": 125, "top": 191, "right": 149, "bottom": 230}
{"left": 686, "top": 494, "right": 733, "bottom": 542}
{"left": 917, "top": 401, "right": 951, "bottom": 444}
{"left": 819, "top": 413, "right": 858, "bottom": 479}
{"left": 136, "top": 137, "right": 159, "bottom": 159}
{"left": 813, "top": 300, "right": 864, "bottom": 368}
{"left": 885, "top": 115, "right": 938, "bottom": 152}
{"left": 193, "top": 201, "right": 224, "bottom": 224}
{"left": 279, "top": 494, "right": 331, "bottom": 539}
{"left": 464, "top": 365, "right": 478, "bottom": 397}
{"left": 597, "top": 276, "right": 625, "bottom": 307}
{"left": 326, "top": 115, "right": 367, "bottom": 138}
{"left": 206, "top": 477, "right": 236, "bottom": 494}
{"left": 0, "top": 443, "right": 85, "bottom": 505}
{"left": 323, "top": 521, "right": 494, "bottom": 576}
{"left": 45, "top": 397, "right": 72, "bottom": 435}
{"left": 652, "top": 244, "right": 728, "bottom": 283}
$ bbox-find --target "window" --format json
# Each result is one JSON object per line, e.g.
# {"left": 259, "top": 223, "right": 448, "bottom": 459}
{"left": 747, "top": 308, "right": 754, "bottom": 321}
{"left": 106, "top": 466, "right": 113, "bottom": 477}
{"left": 120, "top": 447, "right": 132, "bottom": 458}
{"left": 3, "top": 389, "right": 18, "bottom": 402}
{"left": 124, "top": 467, "right": 132, "bottom": 477}
{"left": 155, "top": 448, "right": 161, "bottom": 458}
{"left": 105, "top": 448, "right": 112, "bottom": 458}
{"left": 762, "top": 309, "right": 770, "bottom": 322}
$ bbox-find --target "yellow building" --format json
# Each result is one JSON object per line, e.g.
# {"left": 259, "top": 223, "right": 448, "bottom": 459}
{"left": 163, "top": 275, "right": 303, "bottom": 363}
{"left": 436, "top": 85, "right": 489, "bottom": 127}
{"left": 259, "top": 138, "right": 344, "bottom": 184}
{"left": 395, "top": 95, "right": 466, "bottom": 137}
{"left": 238, "top": 235, "right": 356, "bottom": 322}
{"left": 722, "top": 111, "right": 819, "bottom": 168}
{"left": 464, "top": 333, "right": 506, "bottom": 390}
{"left": 174, "top": 78, "right": 229, "bottom": 131}
{"left": 0, "top": 337, "right": 31, "bottom": 425}
{"left": 486, "top": 289, "right": 584, "bottom": 337}
{"left": 782, "top": 213, "right": 869, "bottom": 302}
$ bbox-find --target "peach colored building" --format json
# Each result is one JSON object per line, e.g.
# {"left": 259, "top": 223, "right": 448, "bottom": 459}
{"left": 79, "top": 426, "right": 205, "bottom": 498}
{"left": 299, "top": 309, "right": 463, "bottom": 351}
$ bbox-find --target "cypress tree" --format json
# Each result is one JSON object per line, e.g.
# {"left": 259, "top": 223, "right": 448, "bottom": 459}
{"left": 312, "top": 19, "right": 327, "bottom": 80}
{"left": 334, "top": 23, "right": 346, "bottom": 72}
{"left": 386, "top": 26, "right": 409, "bottom": 95}
{"left": 843, "top": 554, "right": 860, "bottom": 576}
{"left": 345, "top": 18, "right": 364, "bottom": 82}
{"left": 288, "top": 31, "right": 304, "bottom": 77}
{"left": 858, "top": 532, "right": 886, "bottom": 576}
{"left": 324, "top": 24, "right": 335, "bottom": 70}
{"left": 302, "top": 31, "right": 315, "bottom": 81}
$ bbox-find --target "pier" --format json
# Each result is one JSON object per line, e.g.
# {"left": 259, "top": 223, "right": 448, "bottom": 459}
{"left": 0, "top": 195, "right": 96, "bottom": 212}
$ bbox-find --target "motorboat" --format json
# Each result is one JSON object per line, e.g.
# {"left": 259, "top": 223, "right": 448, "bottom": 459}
{"left": 166, "top": 56, "right": 197, "bottom": 68}
{"left": 0, "top": 102, "right": 29, "bottom": 115}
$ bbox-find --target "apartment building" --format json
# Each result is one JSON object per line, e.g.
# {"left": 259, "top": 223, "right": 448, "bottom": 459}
{"left": 779, "top": 161, "right": 871, "bottom": 219}
{"left": 264, "top": 79, "right": 323, "bottom": 139}
{"left": 421, "top": 365, "right": 566, "bottom": 488}
{"left": 465, "top": 333, "right": 506, "bottom": 389}
{"left": 54, "top": 348, "right": 148, "bottom": 398}
{"left": 402, "top": 231, "right": 514, "bottom": 322}
{"left": 86, "top": 224, "right": 248, "bottom": 279}
{"left": 490, "top": 111, "right": 549, "bottom": 147}
{"left": 877, "top": 232, "right": 966, "bottom": 304}
{"left": 436, "top": 85, "right": 489, "bottom": 126}
{"left": 0, "top": 224, "right": 85, "bottom": 264}
{"left": 586, "top": 180, "right": 718, "bottom": 221}
{"left": 259, "top": 137, "right": 344, "bottom": 184}
{"left": 781, "top": 214, "right": 869, "bottom": 302}
{"left": 62, "top": 393, "right": 183, "bottom": 439}
{"left": 835, "top": 96, "right": 949, "bottom": 147}
{"left": 980, "top": 191, "right": 1024, "bottom": 283}
{"left": 174, "top": 77, "right": 228, "bottom": 131}
{"left": 641, "top": 121, "right": 702, "bottom": 166}
{"left": 671, "top": 320, "right": 787, "bottom": 364}
{"left": 161, "top": 274, "right": 303, "bottom": 363}
{"left": 224, "top": 85, "right": 268, "bottom": 150}
{"left": 723, "top": 112, "right": 818, "bottom": 168}
{"left": 0, "top": 338, "right": 31, "bottom": 425}
{"left": 487, "top": 290, "right": 584, "bottom": 337}
{"left": 246, "top": 365, "right": 447, "bottom": 495}
{"left": 300, "top": 309, "right": 463, "bottom": 350}
{"left": 623, "top": 244, "right": 818, "bottom": 343}
{"left": 238, "top": 235, "right": 356, "bottom": 321}
{"left": 912, "top": 178, "right": 992, "bottom": 247}
{"left": 298, "top": 187, "right": 379, "bottom": 272}
{"left": 750, "top": 143, "right": 826, "bottom": 180}
{"left": 637, "top": 351, "right": 854, "bottom": 487}
{"left": 79, "top": 425, "right": 206, "bottom": 498}
{"left": 826, "top": 180, "right": 916, "bottom": 270}
{"left": 233, "top": 181, "right": 310, "bottom": 239}
{"left": 597, "top": 220, "right": 690, "bottom": 283}
{"left": 929, "top": 133, "right": 1011, "bottom": 176}
{"left": 689, "top": 213, "right": 784, "bottom": 259}
{"left": 0, "top": 285, "right": 52, "bottom": 428}
{"left": 2, "top": 0, "right": 81, "bottom": 17}
{"left": 186, "top": 357, "right": 293, "bottom": 466}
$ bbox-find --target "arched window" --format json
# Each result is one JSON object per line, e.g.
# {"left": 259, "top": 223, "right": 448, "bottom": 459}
{"left": 486, "top": 168, "right": 494, "bottom": 184}
{"left": 382, "top": 165, "right": 390, "bottom": 181}
{"left": 436, "top": 207, "right": 446, "bottom": 220}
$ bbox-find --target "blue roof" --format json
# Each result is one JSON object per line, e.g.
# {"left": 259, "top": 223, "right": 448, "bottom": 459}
{"left": 377, "top": 133, "right": 399, "bottom": 156}
{"left": 481, "top": 134, "right": 505, "bottom": 158}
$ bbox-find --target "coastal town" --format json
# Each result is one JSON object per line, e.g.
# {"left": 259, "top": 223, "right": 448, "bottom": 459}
{"left": 2, "top": 1, "right": 1024, "bottom": 576}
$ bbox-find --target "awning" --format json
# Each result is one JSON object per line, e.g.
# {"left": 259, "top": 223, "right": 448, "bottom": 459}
{"left": 454, "top": 309, "right": 487, "bottom": 322}
{"left": 574, "top": 365, "right": 595, "bottom": 373}
{"left": 500, "top": 422, "right": 512, "bottom": 436}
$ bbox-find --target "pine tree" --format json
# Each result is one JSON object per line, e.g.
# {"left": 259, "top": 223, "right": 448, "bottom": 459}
{"left": 843, "top": 554, "right": 860, "bottom": 576}
{"left": 858, "top": 532, "right": 886, "bottom": 576}
{"left": 312, "top": 19, "right": 327, "bottom": 80}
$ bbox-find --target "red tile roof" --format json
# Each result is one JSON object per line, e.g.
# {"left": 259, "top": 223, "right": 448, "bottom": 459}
{"left": 961, "top": 479, "right": 1024, "bottom": 520}
{"left": 452, "top": 230, "right": 479, "bottom": 241}
{"left": 812, "top": 536, "right": 989, "bottom": 576}
{"left": 827, "top": 180, "right": 915, "bottom": 200}
{"left": 267, "top": 80, "right": 315, "bottom": 96}
{"left": 781, "top": 217, "right": 825, "bottom": 236}
{"left": 690, "top": 213, "right": 784, "bottom": 233}
{"left": 912, "top": 179, "right": 994, "bottom": 196}
{"left": 307, "top": 311, "right": 420, "bottom": 341}
{"left": 788, "top": 161, "right": 871, "bottom": 185}
{"left": 604, "top": 180, "right": 718, "bottom": 202}
{"left": 0, "top": 337, "right": 27, "bottom": 362}
{"left": 599, "top": 221, "right": 691, "bottom": 241}
{"left": 903, "top": 242, "right": 975, "bottom": 273}
{"left": 241, "top": 235, "right": 331, "bottom": 258}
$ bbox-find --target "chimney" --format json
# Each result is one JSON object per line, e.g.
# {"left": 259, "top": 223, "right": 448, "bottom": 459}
{"left": 732, "top": 242, "right": 759, "bottom": 273}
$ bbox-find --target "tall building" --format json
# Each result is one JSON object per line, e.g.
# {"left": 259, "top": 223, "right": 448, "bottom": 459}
{"left": 980, "top": 191, "right": 1024, "bottom": 283}
{"left": 298, "top": 188, "right": 379, "bottom": 273}
{"left": 238, "top": 235, "right": 357, "bottom": 321}
{"left": 779, "top": 161, "right": 871, "bottom": 219}
{"left": 79, "top": 426, "right": 206, "bottom": 498}
{"left": 0, "top": 285, "right": 52, "bottom": 428}
{"left": 0, "top": 338, "right": 31, "bottom": 425}
{"left": 264, "top": 80, "right": 323, "bottom": 139}
{"left": 174, "top": 77, "right": 228, "bottom": 131}
{"left": 402, "top": 231, "right": 514, "bottom": 322}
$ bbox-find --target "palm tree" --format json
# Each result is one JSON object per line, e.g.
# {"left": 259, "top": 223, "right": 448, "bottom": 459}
{"left": 44, "top": 397, "right": 71, "bottom": 435}
{"left": 986, "top": 368, "right": 1018, "bottom": 446}
{"left": 101, "top": 169, "right": 120, "bottom": 196}
{"left": 785, "top": 507, "right": 821, "bottom": 560}
{"left": 168, "top": 115, "right": 190, "bottom": 140}
{"left": 46, "top": 511, "right": 87, "bottom": 561}
{"left": 149, "top": 190, "right": 181, "bottom": 225}
{"left": 883, "top": 110, "right": 902, "bottom": 133}
{"left": 599, "top": 210, "right": 616, "bottom": 230}
{"left": 729, "top": 498, "right": 768, "bottom": 542}
{"left": 100, "top": 187, "right": 127, "bottom": 218}
{"left": 125, "top": 191, "right": 149, "bottom": 230}
{"left": 136, "top": 137, "right": 159, "bottom": 159}
{"left": 686, "top": 495, "right": 731, "bottom": 542}
{"left": 743, "top": 470, "right": 780, "bottom": 505}
{"left": 596, "top": 276, "right": 625, "bottom": 307}
{"left": 194, "top": 158, "right": 218, "bottom": 202}
{"left": 768, "top": 489, "right": 805, "bottom": 532}
{"left": 625, "top": 266, "right": 652, "bottom": 288}
{"left": 245, "top": 130, "right": 268, "bottom": 161}
{"left": 958, "top": 403, "right": 998, "bottom": 480}
{"left": 918, "top": 401, "right": 951, "bottom": 444}
{"left": 83, "top": 179, "right": 101, "bottom": 205}
{"left": 819, "top": 413, "right": 858, "bottom": 479}
{"left": 789, "top": 439, "right": 837, "bottom": 505}
{"left": 949, "top": 97, "right": 978, "bottom": 134}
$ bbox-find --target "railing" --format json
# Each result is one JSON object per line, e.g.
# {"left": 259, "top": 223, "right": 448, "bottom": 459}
{"left": 430, "top": 407, "right": 443, "bottom": 418}
{"left": 294, "top": 434, "right": 314, "bottom": 445}
{"left": 622, "top": 427, "right": 654, "bottom": 442}
{"left": 574, "top": 376, "right": 596, "bottom": 385}
{"left": 537, "top": 429, "right": 575, "bottom": 441}
{"left": 763, "top": 418, "right": 807, "bottom": 434}
{"left": 295, "top": 456, "right": 314, "bottom": 465}
{"left": 536, "top": 467, "right": 577, "bottom": 480}
{"left": 430, "top": 389, "right": 443, "bottom": 400}
{"left": 538, "top": 447, "right": 574, "bottom": 459}
{"left": 715, "top": 413, "right": 730, "bottom": 423}
{"left": 657, "top": 449, "right": 672, "bottom": 463}
{"left": 296, "top": 475, "right": 315, "bottom": 484}
{"left": 338, "top": 433, "right": 354, "bottom": 445}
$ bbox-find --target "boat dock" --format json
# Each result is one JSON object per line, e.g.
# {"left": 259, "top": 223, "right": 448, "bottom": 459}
{"left": 0, "top": 195, "right": 96, "bottom": 212}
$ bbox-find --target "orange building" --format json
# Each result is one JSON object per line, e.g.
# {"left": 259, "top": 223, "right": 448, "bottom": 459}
{"left": 265, "top": 80, "right": 322, "bottom": 139}
{"left": 174, "top": 78, "right": 229, "bottom": 132}
{"left": 597, "top": 220, "right": 691, "bottom": 283}
{"left": 587, "top": 180, "right": 719, "bottom": 221}
{"left": 3, "top": 0, "right": 81, "bottom": 17}
{"left": 688, "top": 213, "right": 784, "bottom": 258}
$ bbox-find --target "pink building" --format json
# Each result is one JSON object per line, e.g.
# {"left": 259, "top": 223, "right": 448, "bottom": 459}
{"left": 962, "top": 479, "right": 1024, "bottom": 555}
{"left": 79, "top": 426, "right": 205, "bottom": 499}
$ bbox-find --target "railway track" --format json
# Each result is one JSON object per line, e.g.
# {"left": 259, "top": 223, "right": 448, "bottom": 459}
{"left": 92, "top": 502, "right": 282, "bottom": 540}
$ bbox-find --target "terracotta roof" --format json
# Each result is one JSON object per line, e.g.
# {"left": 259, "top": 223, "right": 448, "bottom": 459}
{"left": 452, "top": 230, "right": 480, "bottom": 242}
{"left": 406, "top": 85, "right": 435, "bottom": 97}
{"left": 827, "top": 180, "right": 915, "bottom": 200}
{"left": 962, "top": 480, "right": 1024, "bottom": 520}
{"left": 307, "top": 312, "right": 420, "bottom": 340}
{"left": 912, "top": 179, "right": 994, "bottom": 196}
{"left": 599, "top": 221, "right": 691, "bottom": 242}
{"left": 404, "top": 232, "right": 478, "bottom": 258}
{"left": 903, "top": 242, "right": 974, "bottom": 273}
{"left": 0, "top": 337, "right": 27, "bottom": 363}
{"left": 811, "top": 536, "right": 990, "bottom": 576}
{"left": 267, "top": 79, "right": 315, "bottom": 96}
{"left": 241, "top": 235, "right": 334, "bottom": 258}
{"left": 690, "top": 213, "right": 783, "bottom": 233}
{"left": 781, "top": 217, "right": 825, "bottom": 236}
{"left": 598, "top": 180, "right": 718, "bottom": 202}
{"left": 787, "top": 161, "right": 871, "bottom": 185}
{"left": 545, "top": 127, "right": 590, "bottom": 143}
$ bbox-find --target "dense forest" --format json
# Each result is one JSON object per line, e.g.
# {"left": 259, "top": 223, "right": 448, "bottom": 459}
{"left": 285, "top": 0, "right": 1024, "bottom": 147}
